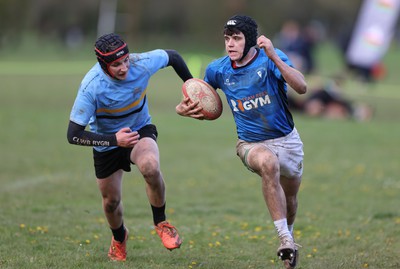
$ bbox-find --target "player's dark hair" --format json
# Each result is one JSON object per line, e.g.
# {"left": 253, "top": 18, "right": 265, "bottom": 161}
{"left": 223, "top": 27, "right": 241, "bottom": 36}
{"left": 224, "top": 15, "right": 258, "bottom": 61}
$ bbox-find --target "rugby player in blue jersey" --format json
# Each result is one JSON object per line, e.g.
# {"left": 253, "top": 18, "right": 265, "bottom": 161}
{"left": 176, "top": 15, "right": 307, "bottom": 269}
{"left": 67, "top": 33, "right": 193, "bottom": 261}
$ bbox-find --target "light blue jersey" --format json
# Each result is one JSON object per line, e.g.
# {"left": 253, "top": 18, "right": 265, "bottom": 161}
{"left": 70, "top": 49, "right": 169, "bottom": 152}
{"left": 204, "top": 48, "right": 295, "bottom": 142}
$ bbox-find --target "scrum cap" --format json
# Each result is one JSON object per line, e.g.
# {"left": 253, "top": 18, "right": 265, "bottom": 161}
{"left": 224, "top": 15, "right": 258, "bottom": 60}
{"left": 94, "top": 33, "right": 129, "bottom": 78}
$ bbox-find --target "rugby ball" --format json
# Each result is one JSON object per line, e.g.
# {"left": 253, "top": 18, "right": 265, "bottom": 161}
{"left": 182, "top": 78, "right": 223, "bottom": 120}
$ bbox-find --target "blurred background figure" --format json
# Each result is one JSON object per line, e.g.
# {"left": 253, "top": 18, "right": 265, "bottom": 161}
{"left": 289, "top": 75, "right": 374, "bottom": 121}
{"left": 274, "top": 20, "right": 321, "bottom": 75}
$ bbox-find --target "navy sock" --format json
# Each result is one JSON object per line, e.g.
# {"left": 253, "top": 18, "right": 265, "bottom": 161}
{"left": 151, "top": 203, "right": 166, "bottom": 225}
{"left": 111, "top": 223, "right": 126, "bottom": 243}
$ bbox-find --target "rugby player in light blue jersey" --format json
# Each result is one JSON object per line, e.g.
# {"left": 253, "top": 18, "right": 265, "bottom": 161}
{"left": 176, "top": 15, "right": 307, "bottom": 269}
{"left": 67, "top": 33, "right": 192, "bottom": 261}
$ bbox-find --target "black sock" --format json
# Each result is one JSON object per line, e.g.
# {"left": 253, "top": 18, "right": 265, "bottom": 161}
{"left": 151, "top": 203, "right": 166, "bottom": 225}
{"left": 111, "top": 223, "right": 126, "bottom": 243}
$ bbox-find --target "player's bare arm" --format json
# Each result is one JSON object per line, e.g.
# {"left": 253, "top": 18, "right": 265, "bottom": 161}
{"left": 257, "top": 35, "right": 307, "bottom": 95}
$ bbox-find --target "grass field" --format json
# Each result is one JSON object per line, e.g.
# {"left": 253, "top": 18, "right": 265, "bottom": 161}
{"left": 0, "top": 51, "right": 399, "bottom": 269}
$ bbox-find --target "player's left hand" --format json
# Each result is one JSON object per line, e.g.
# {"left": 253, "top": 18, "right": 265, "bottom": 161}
{"left": 175, "top": 97, "right": 205, "bottom": 120}
{"left": 257, "top": 35, "right": 277, "bottom": 59}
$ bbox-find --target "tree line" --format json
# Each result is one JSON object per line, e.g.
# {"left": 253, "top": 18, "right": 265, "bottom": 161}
{"left": 0, "top": 0, "right": 365, "bottom": 50}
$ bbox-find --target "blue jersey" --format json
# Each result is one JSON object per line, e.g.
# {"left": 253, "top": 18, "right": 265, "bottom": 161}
{"left": 69, "top": 49, "right": 169, "bottom": 152}
{"left": 204, "top": 48, "right": 295, "bottom": 142}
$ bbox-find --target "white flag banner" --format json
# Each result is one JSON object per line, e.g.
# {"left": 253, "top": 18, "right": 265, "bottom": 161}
{"left": 346, "top": 0, "right": 400, "bottom": 68}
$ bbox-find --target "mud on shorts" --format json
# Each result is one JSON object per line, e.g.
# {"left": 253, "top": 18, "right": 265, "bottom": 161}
{"left": 236, "top": 128, "right": 304, "bottom": 178}
{"left": 93, "top": 124, "right": 158, "bottom": 179}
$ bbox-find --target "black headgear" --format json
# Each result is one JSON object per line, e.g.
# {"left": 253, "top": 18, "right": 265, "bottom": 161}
{"left": 224, "top": 15, "right": 258, "bottom": 61}
{"left": 94, "top": 33, "right": 129, "bottom": 78}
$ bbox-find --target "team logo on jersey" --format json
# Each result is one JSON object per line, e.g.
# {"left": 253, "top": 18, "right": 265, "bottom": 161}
{"left": 230, "top": 91, "right": 271, "bottom": 112}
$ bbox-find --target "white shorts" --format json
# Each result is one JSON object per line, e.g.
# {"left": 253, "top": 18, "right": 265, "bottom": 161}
{"left": 236, "top": 128, "right": 304, "bottom": 178}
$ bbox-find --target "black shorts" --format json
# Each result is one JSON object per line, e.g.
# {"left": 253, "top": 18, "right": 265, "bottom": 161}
{"left": 93, "top": 124, "right": 158, "bottom": 179}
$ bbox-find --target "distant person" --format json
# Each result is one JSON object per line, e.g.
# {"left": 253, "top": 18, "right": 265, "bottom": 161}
{"left": 275, "top": 20, "right": 317, "bottom": 74}
{"left": 289, "top": 76, "right": 373, "bottom": 121}
{"left": 302, "top": 21, "right": 322, "bottom": 73}
{"left": 176, "top": 15, "right": 307, "bottom": 269}
{"left": 67, "top": 33, "right": 193, "bottom": 261}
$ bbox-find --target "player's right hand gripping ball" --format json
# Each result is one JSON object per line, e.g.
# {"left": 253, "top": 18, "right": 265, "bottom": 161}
{"left": 182, "top": 78, "right": 223, "bottom": 120}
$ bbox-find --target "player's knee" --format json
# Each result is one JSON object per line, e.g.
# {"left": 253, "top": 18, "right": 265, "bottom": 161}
{"left": 260, "top": 156, "right": 279, "bottom": 175}
{"left": 104, "top": 198, "right": 121, "bottom": 213}
{"left": 139, "top": 156, "right": 160, "bottom": 180}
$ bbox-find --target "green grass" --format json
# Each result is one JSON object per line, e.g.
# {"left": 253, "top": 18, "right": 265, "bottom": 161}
{"left": 0, "top": 57, "right": 399, "bottom": 269}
